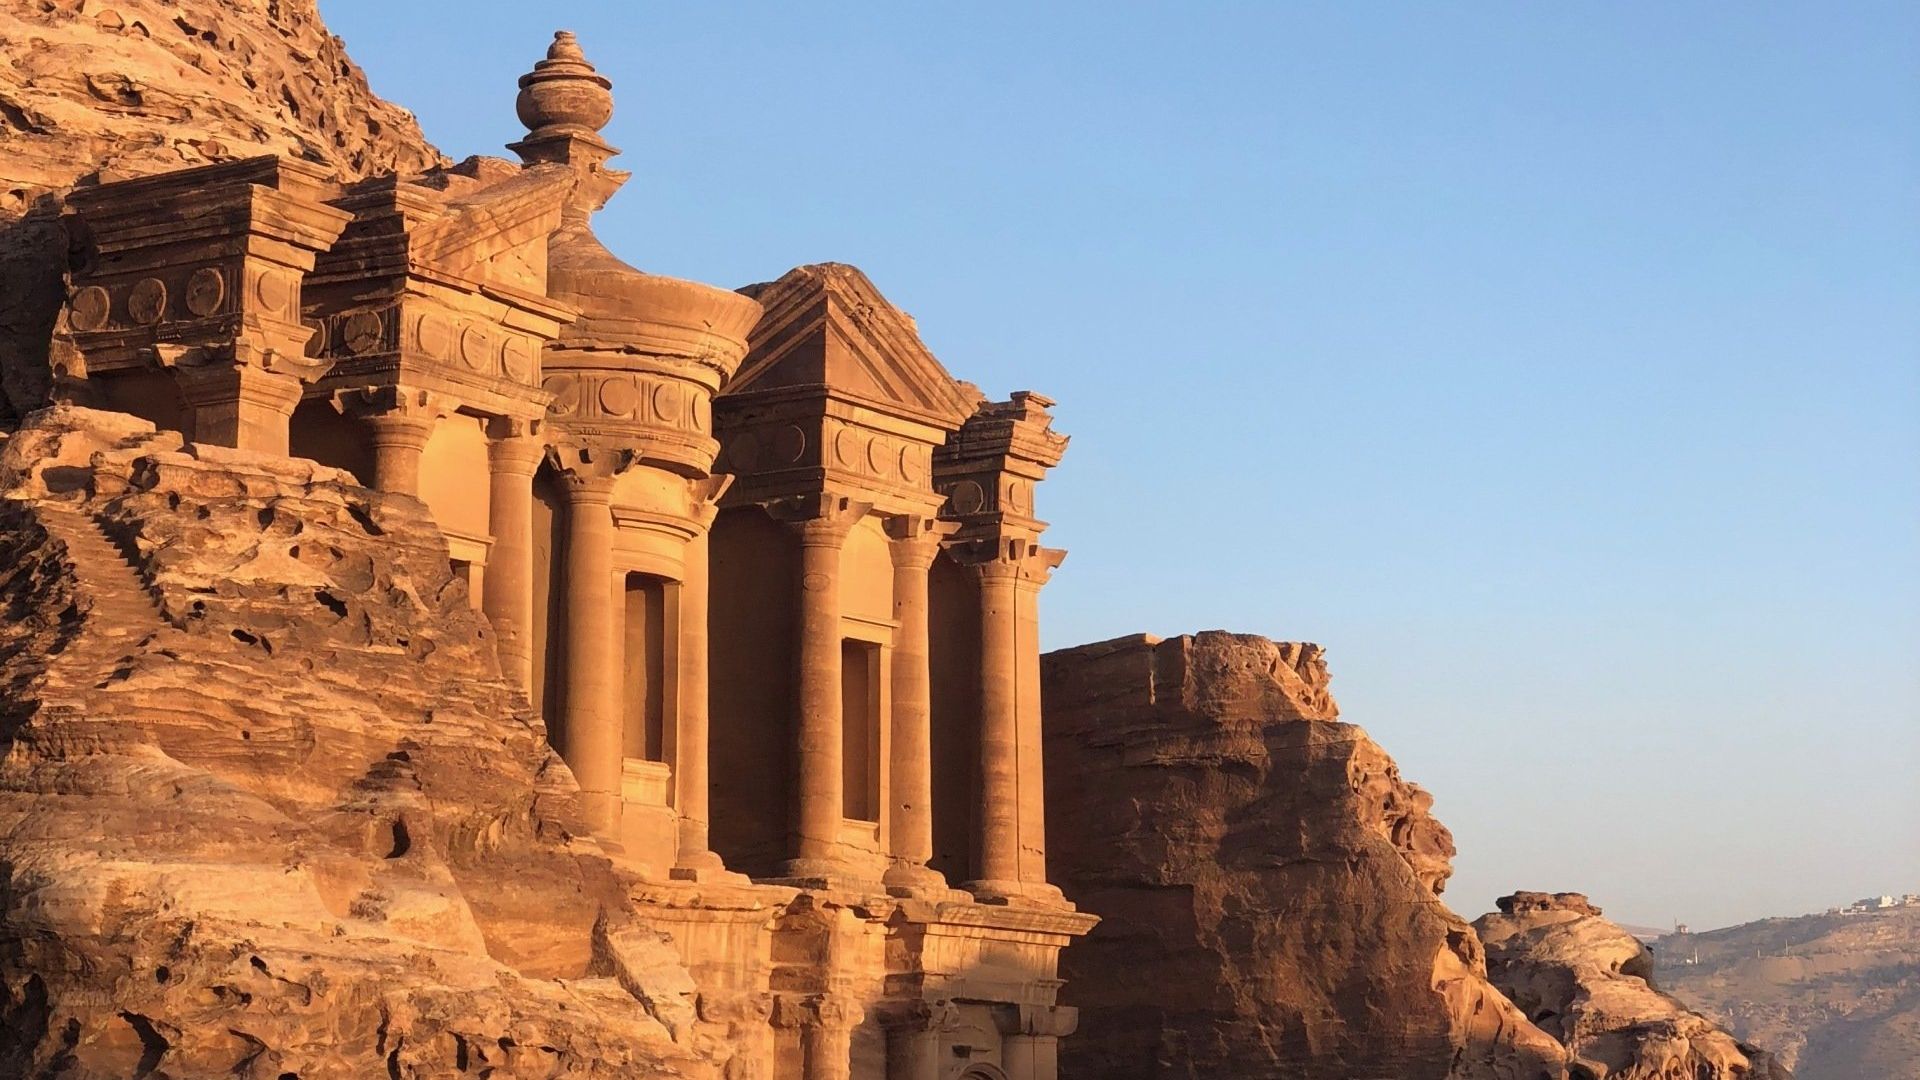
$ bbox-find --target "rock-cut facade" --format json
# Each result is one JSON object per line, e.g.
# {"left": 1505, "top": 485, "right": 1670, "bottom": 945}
{"left": 36, "top": 28, "right": 1093, "bottom": 1080}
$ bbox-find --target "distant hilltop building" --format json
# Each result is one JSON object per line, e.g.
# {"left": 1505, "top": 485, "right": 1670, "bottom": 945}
{"left": 1836, "top": 893, "right": 1916, "bottom": 915}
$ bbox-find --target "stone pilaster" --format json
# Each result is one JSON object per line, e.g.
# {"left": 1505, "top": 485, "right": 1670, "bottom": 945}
{"left": 673, "top": 475, "right": 738, "bottom": 879}
{"left": 999, "top": 1004, "right": 1078, "bottom": 1080}
{"left": 175, "top": 355, "right": 316, "bottom": 455}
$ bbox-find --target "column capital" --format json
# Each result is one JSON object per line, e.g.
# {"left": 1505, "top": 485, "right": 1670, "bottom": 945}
{"left": 878, "top": 998, "right": 963, "bottom": 1034}
{"left": 174, "top": 357, "right": 307, "bottom": 413}
{"left": 997, "top": 1003, "right": 1079, "bottom": 1039}
{"left": 770, "top": 993, "right": 866, "bottom": 1032}
{"left": 696, "top": 992, "right": 773, "bottom": 1029}
{"left": 157, "top": 341, "right": 335, "bottom": 389}
{"left": 884, "top": 514, "right": 960, "bottom": 569}
{"left": 546, "top": 441, "right": 634, "bottom": 498}
{"left": 763, "top": 492, "right": 871, "bottom": 548}
{"left": 486, "top": 415, "right": 545, "bottom": 442}
{"left": 689, "top": 473, "right": 733, "bottom": 531}
{"left": 951, "top": 536, "right": 1067, "bottom": 586}
{"left": 331, "top": 384, "right": 448, "bottom": 424}
{"left": 487, "top": 424, "right": 548, "bottom": 478}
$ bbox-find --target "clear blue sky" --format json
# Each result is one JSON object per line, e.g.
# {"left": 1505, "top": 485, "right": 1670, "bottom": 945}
{"left": 322, "top": 1, "right": 1919, "bottom": 931}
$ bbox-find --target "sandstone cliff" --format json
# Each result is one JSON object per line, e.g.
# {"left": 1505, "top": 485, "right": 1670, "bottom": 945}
{"left": 0, "top": 0, "right": 446, "bottom": 423}
{"left": 0, "top": 406, "right": 709, "bottom": 1078}
{"left": 1475, "top": 892, "right": 1792, "bottom": 1080}
{"left": 1655, "top": 904, "right": 1920, "bottom": 1080}
{"left": 1042, "top": 632, "right": 1569, "bottom": 1079}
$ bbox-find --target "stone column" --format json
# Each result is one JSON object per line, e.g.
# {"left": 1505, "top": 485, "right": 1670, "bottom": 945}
{"left": 554, "top": 450, "right": 627, "bottom": 836}
{"left": 484, "top": 419, "right": 543, "bottom": 691}
{"left": 177, "top": 362, "right": 307, "bottom": 455}
{"left": 769, "top": 494, "right": 870, "bottom": 880}
{"left": 882, "top": 515, "right": 955, "bottom": 895}
{"left": 365, "top": 412, "right": 436, "bottom": 496}
{"left": 332, "top": 386, "right": 442, "bottom": 497}
{"left": 971, "top": 549, "right": 1024, "bottom": 892}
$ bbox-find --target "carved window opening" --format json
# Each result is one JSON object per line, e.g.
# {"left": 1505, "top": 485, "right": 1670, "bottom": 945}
{"left": 449, "top": 558, "right": 476, "bottom": 598}
{"left": 841, "top": 638, "right": 881, "bottom": 822}
{"left": 622, "top": 572, "right": 669, "bottom": 763}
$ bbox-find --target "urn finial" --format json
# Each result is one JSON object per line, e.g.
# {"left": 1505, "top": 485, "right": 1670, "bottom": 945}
{"left": 515, "top": 29, "right": 614, "bottom": 146}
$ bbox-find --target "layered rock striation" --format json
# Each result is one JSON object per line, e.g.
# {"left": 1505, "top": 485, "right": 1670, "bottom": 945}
{"left": 0, "top": 406, "right": 708, "bottom": 1078}
{"left": 1475, "top": 892, "right": 1792, "bottom": 1080}
{"left": 1042, "top": 631, "right": 1569, "bottom": 1079}
{"left": 0, "top": 0, "right": 445, "bottom": 424}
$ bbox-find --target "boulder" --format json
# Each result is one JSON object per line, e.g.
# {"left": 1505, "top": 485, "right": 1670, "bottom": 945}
{"left": 1476, "top": 892, "right": 1792, "bottom": 1079}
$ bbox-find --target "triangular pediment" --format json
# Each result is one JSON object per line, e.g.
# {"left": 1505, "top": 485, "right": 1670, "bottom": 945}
{"left": 724, "top": 263, "right": 979, "bottom": 430}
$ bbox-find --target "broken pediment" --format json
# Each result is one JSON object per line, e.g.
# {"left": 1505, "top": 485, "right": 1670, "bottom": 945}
{"left": 726, "top": 263, "right": 981, "bottom": 430}
{"left": 326, "top": 161, "right": 575, "bottom": 301}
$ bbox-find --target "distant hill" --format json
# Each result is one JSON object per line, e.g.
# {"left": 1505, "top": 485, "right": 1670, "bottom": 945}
{"left": 1653, "top": 904, "right": 1920, "bottom": 1080}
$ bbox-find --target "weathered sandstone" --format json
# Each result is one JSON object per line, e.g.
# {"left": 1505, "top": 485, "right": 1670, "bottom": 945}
{"left": 0, "top": 405, "right": 707, "bottom": 1078}
{"left": 1042, "top": 631, "right": 1570, "bottom": 1079}
{"left": 1475, "top": 892, "right": 1792, "bottom": 1080}
{"left": 0, "top": 0, "right": 444, "bottom": 424}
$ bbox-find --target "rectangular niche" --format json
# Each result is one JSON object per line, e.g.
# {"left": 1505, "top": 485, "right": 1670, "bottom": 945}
{"left": 623, "top": 571, "right": 669, "bottom": 763}
{"left": 841, "top": 637, "right": 882, "bottom": 823}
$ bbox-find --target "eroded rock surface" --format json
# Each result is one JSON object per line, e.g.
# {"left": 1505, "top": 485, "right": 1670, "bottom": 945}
{"left": 0, "top": 0, "right": 445, "bottom": 423}
{"left": 0, "top": 406, "right": 709, "bottom": 1078}
{"left": 1042, "top": 631, "right": 1569, "bottom": 1079}
{"left": 1475, "top": 892, "right": 1791, "bottom": 1080}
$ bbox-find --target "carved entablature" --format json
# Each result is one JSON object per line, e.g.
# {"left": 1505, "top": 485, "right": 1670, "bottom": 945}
{"left": 541, "top": 366, "right": 719, "bottom": 478}
{"left": 715, "top": 399, "right": 947, "bottom": 515}
{"left": 302, "top": 164, "right": 575, "bottom": 422}
{"left": 60, "top": 156, "right": 352, "bottom": 380}
{"left": 933, "top": 391, "right": 1069, "bottom": 544}
{"left": 715, "top": 264, "right": 979, "bottom": 516}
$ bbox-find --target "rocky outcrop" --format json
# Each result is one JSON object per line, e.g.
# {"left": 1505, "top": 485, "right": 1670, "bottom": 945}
{"left": 1475, "top": 892, "right": 1792, "bottom": 1080}
{"left": 1042, "top": 631, "right": 1569, "bottom": 1079}
{"left": 0, "top": 406, "right": 709, "bottom": 1079}
{"left": 0, "top": 0, "right": 445, "bottom": 423}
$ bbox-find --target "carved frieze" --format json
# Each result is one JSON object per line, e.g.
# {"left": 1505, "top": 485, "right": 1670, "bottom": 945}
{"left": 63, "top": 262, "right": 255, "bottom": 340}
{"left": 542, "top": 370, "right": 711, "bottom": 435}
{"left": 306, "top": 299, "right": 546, "bottom": 398}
